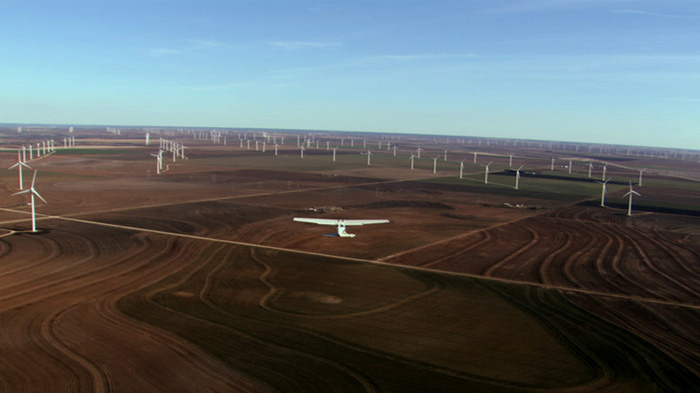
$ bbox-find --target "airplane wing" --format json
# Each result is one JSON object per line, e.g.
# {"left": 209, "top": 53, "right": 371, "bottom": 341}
{"left": 293, "top": 218, "right": 389, "bottom": 226}
{"left": 342, "top": 219, "right": 390, "bottom": 226}
{"left": 293, "top": 218, "right": 340, "bottom": 226}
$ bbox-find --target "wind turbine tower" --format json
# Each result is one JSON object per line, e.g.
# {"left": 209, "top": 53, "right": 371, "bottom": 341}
{"left": 12, "top": 170, "right": 47, "bottom": 232}
{"left": 9, "top": 151, "right": 32, "bottom": 189}
{"left": 515, "top": 165, "right": 524, "bottom": 190}
{"left": 638, "top": 168, "right": 646, "bottom": 186}
{"left": 483, "top": 162, "right": 492, "bottom": 184}
{"left": 600, "top": 177, "right": 611, "bottom": 207}
{"left": 433, "top": 156, "right": 439, "bottom": 174}
{"left": 624, "top": 183, "right": 641, "bottom": 216}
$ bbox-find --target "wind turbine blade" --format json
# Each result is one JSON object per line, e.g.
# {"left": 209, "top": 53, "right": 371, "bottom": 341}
{"left": 31, "top": 170, "right": 38, "bottom": 188}
{"left": 33, "top": 189, "right": 48, "bottom": 204}
{"left": 12, "top": 189, "right": 30, "bottom": 196}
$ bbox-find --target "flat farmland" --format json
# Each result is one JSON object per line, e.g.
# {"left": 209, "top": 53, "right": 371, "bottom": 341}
{"left": 1, "top": 130, "right": 699, "bottom": 392}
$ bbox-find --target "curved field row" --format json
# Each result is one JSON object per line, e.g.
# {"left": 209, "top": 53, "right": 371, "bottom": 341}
{"left": 387, "top": 206, "right": 700, "bottom": 306}
{"left": 0, "top": 223, "right": 265, "bottom": 392}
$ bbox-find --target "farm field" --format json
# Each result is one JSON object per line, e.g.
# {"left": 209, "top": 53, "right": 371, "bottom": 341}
{"left": 1, "top": 127, "right": 699, "bottom": 392}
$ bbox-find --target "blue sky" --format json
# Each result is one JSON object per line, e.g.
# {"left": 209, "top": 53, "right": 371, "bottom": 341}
{"left": 1, "top": 0, "right": 699, "bottom": 149}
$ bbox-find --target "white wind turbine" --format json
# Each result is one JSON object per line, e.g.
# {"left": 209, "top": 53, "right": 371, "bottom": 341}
{"left": 638, "top": 168, "right": 646, "bottom": 186}
{"left": 483, "top": 161, "right": 492, "bottom": 184}
{"left": 624, "top": 182, "right": 641, "bottom": 216}
{"left": 459, "top": 159, "right": 465, "bottom": 179}
{"left": 550, "top": 157, "right": 555, "bottom": 171}
{"left": 432, "top": 156, "right": 439, "bottom": 174}
{"left": 300, "top": 146, "right": 305, "bottom": 159}
{"left": 151, "top": 150, "right": 163, "bottom": 174}
{"left": 587, "top": 161, "right": 594, "bottom": 178}
{"left": 515, "top": 165, "right": 524, "bottom": 190}
{"left": 568, "top": 160, "right": 573, "bottom": 174}
{"left": 444, "top": 149, "right": 448, "bottom": 161}
{"left": 364, "top": 150, "right": 372, "bottom": 165}
{"left": 12, "top": 170, "right": 47, "bottom": 232}
{"left": 601, "top": 164, "right": 608, "bottom": 181}
{"left": 509, "top": 153, "right": 515, "bottom": 167}
{"left": 473, "top": 151, "right": 478, "bottom": 164}
{"left": 416, "top": 147, "right": 422, "bottom": 159}
{"left": 409, "top": 154, "right": 416, "bottom": 170}
{"left": 9, "top": 151, "right": 32, "bottom": 189}
{"left": 274, "top": 143, "right": 279, "bottom": 156}
{"left": 332, "top": 147, "right": 338, "bottom": 162}
{"left": 599, "top": 177, "right": 611, "bottom": 207}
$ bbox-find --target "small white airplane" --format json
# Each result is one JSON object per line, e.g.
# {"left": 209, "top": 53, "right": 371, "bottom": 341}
{"left": 293, "top": 217, "right": 390, "bottom": 237}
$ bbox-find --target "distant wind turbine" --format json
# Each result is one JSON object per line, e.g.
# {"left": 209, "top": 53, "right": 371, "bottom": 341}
{"left": 624, "top": 182, "right": 641, "bottom": 216}
{"left": 300, "top": 146, "right": 304, "bottom": 159}
{"left": 433, "top": 156, "right": 439, "bottom": 174}
{"left": 588, "top": 161, "right": 594, "bottom": 178}
{"left": 9, "top": 151, "right": 32, "bottom": 189}
{"left": 638, "top": 168, "right": 646, "bottom": 186}
{"left": 409, "top": 154, "right": 415, "bottom": 170}
{"left": 459, "top": 159, "right": 465, "bottom": 179}
{"left": 12, "top": 170, "right": 47, "bottom": 232}
{"left": 483, "top": 162, "right": 492, "bottom": 184}
{"left": 599, "top": 177, "right": 611, "bottom": 207}
{"left": 332, "top": 147, "right": 338, "bottom": 162}
{"left": 515, "top": 165, "right": 524, "bottom": 190}
{"left": 601, "top": 164, "right": 608, "bottom": 181}
{"left": 509, "top": 153, "right": 514, "bottom": 167}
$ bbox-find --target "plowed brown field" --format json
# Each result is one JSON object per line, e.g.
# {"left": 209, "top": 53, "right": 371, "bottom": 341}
{"left": 1, "top": 133, "right": 698, "bottom": 392}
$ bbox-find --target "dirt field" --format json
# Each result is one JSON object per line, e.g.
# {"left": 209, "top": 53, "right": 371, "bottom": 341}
{"left": 1, "top": 128, "right": 699, "bottom": 392}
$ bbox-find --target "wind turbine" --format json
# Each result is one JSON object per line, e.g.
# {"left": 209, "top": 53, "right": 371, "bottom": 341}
{"left": 596, "top": 177, "right": 611, "bottom": 207}
{"left": 300, "top": 146, "right": 305, "bottom": 159}
{"left": 151, "top": 150, "right": 163, "bottom": 174}
{"left": 409, "top": 154, "right": 415, "bottom": 170}
{"left": 601, "top": 164, "right": 608, "bottom": 181}
{"left": 416, "top": 147, "right": 422, "bottom": 159}
{"left": 638, "top": 168, "right": 646, "bottom": 186}
{"left": 568, "top": 160, "right": 573, "bottom": 174}
{"left": 587, "top": 161, "right": 594, "bottom": 178}
{"left": 444, "top": 149, "right": 448, "bottom": 161}
{"left": 459, "top": 159, "right": 465, "bottom": 179}
{"left": 12, "top": 170, "right": 47, "bottom": 232}
{"left": 432, "top": 156, "right": 439, "bottom": 174}
{"left": 509, "top": 153, "right": 515, "bottom": 167}
{"left": 274, "top": 143, "right": 279, "bottom": 156}
{"left": 9, "top": 151, "right": 32, "bottom": 189}
{"left": 624, "top": 182, "right": 641, "bottom": 216}
{"left": 332, "top": 147, "right": 338, "bottom": 162}
{"left": 364, "top": 150, "right": 372, "bottom": 165}
{"left": 473, "top": 151, "right": 478, "bottom": 164}
{"left": 515, "top": 165, "right": 524, "bottom": 190}
{"left": 483, "top": 162, "right": 492, "bottom": 184}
